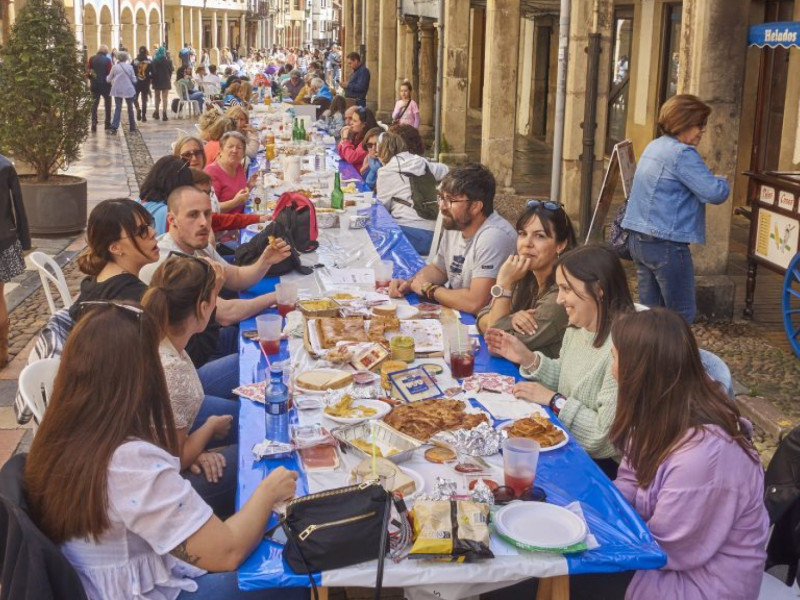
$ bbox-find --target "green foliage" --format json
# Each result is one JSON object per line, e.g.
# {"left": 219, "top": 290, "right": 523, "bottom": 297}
{"left": 0, "top": 0, "right": 92, "bottom": 182}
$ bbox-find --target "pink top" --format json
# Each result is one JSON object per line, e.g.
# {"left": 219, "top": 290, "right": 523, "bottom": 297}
{"left": 204, "top": 140, "right": 220, "bottom": 165}
{"left": 205, "top": 161, "right": 246, "bottom": 214}
{"left": 392, "top": 99, "right": 420, "bottom": 129}
{"left": 615, "top": 425, "right": 769, "bottom": 600}
{"left": 337, "top": 137, "right": 368, "bottom": 172}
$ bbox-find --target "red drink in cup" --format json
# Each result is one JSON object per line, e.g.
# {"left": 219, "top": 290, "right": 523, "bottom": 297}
{"left": 259, "top": 339, "right": 281, "bottom": 356}
{"left": 375, "top": 279, "right": 391, "bottom": 290}
{"left": 277, "top": 303, "right": 295, "bottom": 317}
{"left": 450, "top": 351, "right": 475, "bottom": 379}
{"left": 504, "top": 472, "right": 535, "bottom": 497}
{"left": 503, "top": 438, "right": 540, "bottom": 497}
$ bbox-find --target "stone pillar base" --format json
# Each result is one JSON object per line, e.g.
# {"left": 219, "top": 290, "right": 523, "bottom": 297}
{"left": 439, "top": 152, "right": 469, "bottom": 166}
{"left": 695, "top": 275, "right": 735, "bottom": 323}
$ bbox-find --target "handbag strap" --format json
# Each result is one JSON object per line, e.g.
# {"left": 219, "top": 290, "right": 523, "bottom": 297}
{"left": 278, "top": 491, "right": 393, "bottom": 600}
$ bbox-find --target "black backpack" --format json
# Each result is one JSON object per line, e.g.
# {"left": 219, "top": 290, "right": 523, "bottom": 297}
{"left": 234, "top": 220, "right": 313, "bottom": 276}
{"left": 392, "top": 162, "right": 440, "bottom": 221}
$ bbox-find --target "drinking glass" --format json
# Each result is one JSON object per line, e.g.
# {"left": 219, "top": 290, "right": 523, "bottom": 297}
{"left": 374, "top": 260, "right": 394, "bottom": 290}
{"left": 502, "top": 438, "right": 540, "bottom": 496}
{"left": 256, "top": 314, "right": 282, "bottom": 356}
{"left": 448, "top": 334, "right": 475, "bottom": 379}
{"left": 275, "top": 282, "right": 298, "bottom": 317}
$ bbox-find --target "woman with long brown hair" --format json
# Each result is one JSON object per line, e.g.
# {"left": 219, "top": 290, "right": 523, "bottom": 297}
{"left": 24, "top": 303, "right": 303, "bottom": 600}
{"left": 610, "top": 308, "right": 768, "bottom": 599}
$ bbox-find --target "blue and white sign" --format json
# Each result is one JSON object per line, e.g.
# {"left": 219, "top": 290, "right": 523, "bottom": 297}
{"left": 749, "top": 22, "right": 800, "bottom": 48}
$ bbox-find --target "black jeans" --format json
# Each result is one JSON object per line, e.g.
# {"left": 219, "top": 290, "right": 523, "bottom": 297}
{"left": 134, "top": 88, "right": 150, "bottom": 118}
{"left": 91, "top": 90, "right": 111, "bottom": 126}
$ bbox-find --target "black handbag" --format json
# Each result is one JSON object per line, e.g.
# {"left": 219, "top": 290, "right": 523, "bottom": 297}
{"left": 280, "top": 480, "right": 392, "bottom": 600}
{"left": 609, "top": 200, "right": 632, "bottom": 260}
{"left": 233, "top": 220, "right": 312, "bottom": 276}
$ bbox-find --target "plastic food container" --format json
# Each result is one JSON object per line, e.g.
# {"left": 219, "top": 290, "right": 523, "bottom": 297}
{"left": 317, "top": 211, "right": 339, "bottom": 229}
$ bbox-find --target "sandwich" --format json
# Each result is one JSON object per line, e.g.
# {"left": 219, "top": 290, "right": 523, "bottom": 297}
{"left": 372, "top": 303, "right": 397, "bottom": 318}
{"left": 295, "top": 369, "right": 354, "bottom": 391}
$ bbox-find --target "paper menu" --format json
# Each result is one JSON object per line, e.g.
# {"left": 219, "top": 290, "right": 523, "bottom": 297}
{"left": 317, "top": 267, "right": 375, "bottom": 289}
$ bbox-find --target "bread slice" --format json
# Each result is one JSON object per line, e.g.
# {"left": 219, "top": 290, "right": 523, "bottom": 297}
{"left": 296, "top": 369, "right": 354, "bottom": 391}
{"left": 372, "top": 303, "right": 397, "bottom": 317}
{"left": 352, "top": 457, "right": 416, "bottom": 496}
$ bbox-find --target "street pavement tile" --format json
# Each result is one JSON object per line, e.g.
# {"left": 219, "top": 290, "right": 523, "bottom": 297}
{"left": 0, "top": 429, "right": 25, "bottom": 465}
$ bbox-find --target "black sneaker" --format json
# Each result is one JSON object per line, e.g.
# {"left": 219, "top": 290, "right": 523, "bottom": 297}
{"left": 153, "top": 112, "right": 160, "bottom": 120}
{"left": 162, "top": 111, "right": 168, "bottom": 121}
{"left": 136, "top": 110, "right": 142, "bottom": 121}
{"left": 142, "top": 115, "right": 147, "bottom": 122}
{"left": 91, "top": 124, "right": 97, "bottom": 132}
{"left": 104, "top": 123, "right": 111, "bottom": 130}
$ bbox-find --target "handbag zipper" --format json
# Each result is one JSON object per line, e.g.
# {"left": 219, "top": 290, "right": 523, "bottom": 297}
{"left": 298, "top": 511, "right": 376, "bottom": 541}
{"left": 287, "top": 480, "right": 377, "bottom": 509}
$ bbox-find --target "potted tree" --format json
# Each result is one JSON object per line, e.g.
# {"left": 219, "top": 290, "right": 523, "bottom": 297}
{"left": 0, "top": 0, "right": 92, "bottom": 235}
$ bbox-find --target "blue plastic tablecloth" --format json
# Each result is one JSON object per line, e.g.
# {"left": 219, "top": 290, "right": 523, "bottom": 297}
{"left": 235, "top": 161, "right": 666, "bottom": 591}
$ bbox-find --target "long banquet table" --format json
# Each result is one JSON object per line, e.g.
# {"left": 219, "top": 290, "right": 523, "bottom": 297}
{"left": 233, "top": 140, "right": 665, "bottom": 599}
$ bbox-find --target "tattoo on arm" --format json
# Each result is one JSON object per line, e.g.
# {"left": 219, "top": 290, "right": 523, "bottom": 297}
{"left": 170, "top": 541, "right": 201, "bottom": 565}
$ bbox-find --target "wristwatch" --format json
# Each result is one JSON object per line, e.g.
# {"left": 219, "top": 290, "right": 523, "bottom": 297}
{"left": 421, "top": 281, "right": 435, "bottom": 297}
{"left": 490, "top": 284, "right": 512, "bottom": 299}
{"left": 549, "top": 393, "right": 567, "bottom": 415}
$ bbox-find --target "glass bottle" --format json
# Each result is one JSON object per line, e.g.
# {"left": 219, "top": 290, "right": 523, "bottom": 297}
{"left": 330, "top": 171, "right": 344, "bottom": 210}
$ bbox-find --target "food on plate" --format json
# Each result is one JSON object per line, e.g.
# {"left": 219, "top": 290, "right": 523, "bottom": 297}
{"left": 316, "top": 317, "right": 368, "bottom": 348}
{"left": 331, "top": 292, "right": 359, "bottom": 300}
{"left": 415, "top": 302, "right": 442, "bottom": 319}
{"left": 424, "top": 446, "right": 457, "bottom": 464}
{"left": 353, "top": 370, "right": 380, "bottom": 385}
{"left": 380, "top": 360, "right": 408, "bottom": 390}
{"left": 324, "top": 394, "right": 378, "bottom": 418}
{"left": 420, "top": 363, "right": 444, "bottom": 375}
{"left": 505, "top": 414, "right": 567, "bottom": 448}
{"left": 368, "top": 315, "right": 400, "bottom": 343}
{"left": 383, "top": 399, "right": 488, "bottom": 442}
{"left": 352, "top": 457, "right": 416, "bottom": 496}
{"left": 372, "top": 303, "right": 397, "bottom": 318}
{"left": 349, "top": 438, "right": 399, "bottom": 457}
{"left": 298, "top": 444, "right": 339, "bottom": 470}
{"left": 454, "top": 462, "right": 485, "bottom": 474}
{"left": 351, "top": 343, "right": 390, "bottom": 371}
{"left": 324, "top": 344, "right": 355, "bottom": 364}
{"left": 295, "top": 369, "right": 354, "bottom": 391}
{"left": 468, "top": 478, "right": 499, "bottom": 491}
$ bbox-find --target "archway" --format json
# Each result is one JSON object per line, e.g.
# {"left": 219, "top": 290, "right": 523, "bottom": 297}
{"left": 83, "top": 3, "right": 98, "bottom": 56}
{"left": 148, "top": 6, "right": 162, "bottom": 49}
{"left": 135, "top": 7, "right": 147, "bottom": 50}
{"left": 120, "top": 5, "right": 134, "bottom": 54}
{"left": 99, "top": 4, "right": 112, "bottom": 50}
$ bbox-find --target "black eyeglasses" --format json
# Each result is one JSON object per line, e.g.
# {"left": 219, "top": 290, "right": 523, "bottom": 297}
{"left": 180, "top": 149, "right": 204, "bottom": 161}
{"left": 167, "top": 250, "right": 212, "bottom": 275}
{"left": 437, "top": 192, "right": 470, "bottom": 207}
{"left": 120, "top": 219, "right": 154, "bottom": 240}
{"left": 76, "top": 300, "right": 144, "bottom": 331}
{"left": 526, "top": 199, "right": 564, "bottom": 211}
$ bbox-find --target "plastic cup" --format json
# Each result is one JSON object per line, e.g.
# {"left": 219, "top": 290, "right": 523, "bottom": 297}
{"left": 374, "top": 260, "right": 394, "bottom": 290}
{"left": 275, "top": 282, "right": 298, "bottom": 317}
{"left": 448, "top": 334, "right": 475, "bottom": 379}
{"left": 502, "top": 438, "right": 540, "bottom": 497}
{"left": 256, "top": 314, "right": 282, "bottom": 356}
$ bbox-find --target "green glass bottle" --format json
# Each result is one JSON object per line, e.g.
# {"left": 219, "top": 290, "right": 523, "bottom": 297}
{"left": 292, "top": 118, "right": 299, "bottom": 142}
{"left": 299, "top": 119, "right": 307, "bottom": 141}
{"left": 330, "top": 171, "right": 344, "bottom": 210}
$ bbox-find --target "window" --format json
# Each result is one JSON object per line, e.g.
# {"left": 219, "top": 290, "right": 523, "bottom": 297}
{"left": 606, "top": 8, "right": 634, "bottom": 154}
{"left": 659, "top": 4, "right": 682, "bottom": 107}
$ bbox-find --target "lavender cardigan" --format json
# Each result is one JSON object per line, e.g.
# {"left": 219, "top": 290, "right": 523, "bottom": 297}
{"left": 615, "top": 425, "right": 769, "bottom": 599}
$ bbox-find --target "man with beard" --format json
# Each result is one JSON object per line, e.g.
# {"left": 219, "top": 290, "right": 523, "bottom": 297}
{"left": 388, "top": 163, "right": 516, "bottom": 315}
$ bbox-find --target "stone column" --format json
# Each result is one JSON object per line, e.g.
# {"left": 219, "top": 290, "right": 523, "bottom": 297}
{"left": 196, "top": 9, "right": 203, "bottom": 54}
{"left": 468, "top": 7, "right": 485, "bottom": 111}
{"left": 559, "top": 0, "right": 613, "bottom": 226}
{"left": 240, "top": 14, "right": 246, "bottom": 54}
{"left": 344, "top": 0, "right": 354, "bottom": 78}
{"left": 177, "top": 7, "right": 185, "bottom": 54}
{"left": 418, "top": 21, "right": 435, "bottom": 137}
{"left": 211, "top": 11, "right": 219, "bottom": 63}
{"left": 440, "top": 0, "right": 470, "bottom": 164}
{"left": 395, "top": 16, "right": 407, "bottom": 91}
{"left": 365, "top": 0, "right": 379, "bottom": 111}
{"left": 188, "top": 8, "right": 194, "bottom": 54}
{"left": 481, "top": 0, "right": 520, "bottom": 190}
{"left": 222, "top": 12, "right": 229, "bottom": 51}
{"left": 111, "top": 24, "right": 120, "bottom": 50}
{"left": 377, "top": 0, "right": 397, "bottom": 122}
{"left": 353, "top": 0, "right": 363, "bottom": 55}
{"left": 681, "top": 0, "right": 750, "bottom": 278}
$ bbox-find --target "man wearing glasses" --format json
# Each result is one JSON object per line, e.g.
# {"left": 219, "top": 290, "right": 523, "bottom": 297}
{"left": 388, "top": 164, "right": 516, "bottom": 315}
{"left": 139, "top": 185, "right": 290, "bottom": 325}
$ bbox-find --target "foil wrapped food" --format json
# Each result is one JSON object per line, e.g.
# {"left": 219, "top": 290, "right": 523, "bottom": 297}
{"left": 470, "top": 479, "right": 495, "bottom": 506}
{"left": 416, "top": 477, "right": 459, "bottom": 501}
{"left": 252, "top": 439, "right": 294, "bottom": 459}
{"left": 432, "top": 422, "right": 504, "bottom": 456}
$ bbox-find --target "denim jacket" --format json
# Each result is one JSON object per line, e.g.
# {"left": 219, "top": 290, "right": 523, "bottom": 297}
{"left": 622, "top": 135, "right": 729, "bottom": 244}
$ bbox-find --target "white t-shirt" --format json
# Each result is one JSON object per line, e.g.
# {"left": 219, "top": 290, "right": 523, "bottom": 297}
{"left": 61, "top": 441, "right": 213, "bottom": 600}
{"left": 139, "top": 233, "right": 226, "bottom": 285}
{"left": 431, "top": 211, "right": 517, "bottom": 290}
{"left": 159, "top": 338, "right": 205, "bottom": 429}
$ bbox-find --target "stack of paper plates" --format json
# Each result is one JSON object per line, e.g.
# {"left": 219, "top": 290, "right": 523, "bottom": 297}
{"left": 494, "top": 502, "right": 587, "bottom": 551}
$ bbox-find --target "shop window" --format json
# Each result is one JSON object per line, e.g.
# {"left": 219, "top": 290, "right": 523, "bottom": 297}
{"left": 606, "top": 7, "right": 634, "bottom": 154}
{"left": 658, "top": 4, "right": 682, "bottom": 106}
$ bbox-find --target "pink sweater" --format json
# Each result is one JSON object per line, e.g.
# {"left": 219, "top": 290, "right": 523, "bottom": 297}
{"left": 205, "top": 162, "right": 246, "bottom": 214}
{"left": 392, "top": 99, "right": 420, "bottom": 129}
{"left": 615, "top": 425, "right": 768, "bottom": 600}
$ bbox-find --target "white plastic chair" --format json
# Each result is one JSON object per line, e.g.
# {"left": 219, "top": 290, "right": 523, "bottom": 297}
{"left": 427, "top": 211, "right": 444, "bottom": 258}
{"left": 28, "top": 251, "right": 72, "bottom": 315}
{"left": 175, "top": 83, "right": 201, "bottom": 119}
{"left": 758, "top": 570, "right": 798, "bottom": 599}
{"left": 18, "top": 358, "right": 60, "bottom": 428}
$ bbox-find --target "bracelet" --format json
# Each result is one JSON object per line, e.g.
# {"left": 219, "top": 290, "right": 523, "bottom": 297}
{"left": 523, "top": 355, "right": 539, "bottom": 373}
{"left": 427, "top": 285, "right": 440, "bottom": 301}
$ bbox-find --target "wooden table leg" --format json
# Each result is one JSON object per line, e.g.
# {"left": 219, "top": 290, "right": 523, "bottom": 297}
{"left": 317, "top": 586, "right": 329, "bottom": 600}
{"left": 535, "top": 575, "right": 570, "bottom": 600}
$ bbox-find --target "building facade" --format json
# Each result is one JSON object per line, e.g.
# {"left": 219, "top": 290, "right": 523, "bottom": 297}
{"left": 343, "top": 0, "right": 799, "bottom": 298}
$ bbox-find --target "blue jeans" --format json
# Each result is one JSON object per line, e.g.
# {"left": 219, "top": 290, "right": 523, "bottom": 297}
{"left": 628, "top": 231, "right": 696, "bottom": 323}
{"left": 189, "top": 90, "right": 205, "bottom": 111}
{"left": 400, "top": 225, "right": 434, "bottom": 256}
{"left": 196, "top": 325, "right": 240, "bottom": 398}
{"left": 190, "top": 394, "right": 240, "bottom": 445}
{"left": 111, "top": 96, "right": 136, "bottom": 131}
{"left": 176, "top": 571, "right": 309, "bottom": 600}
{"left": 182, "top": 443, "right": 238, "bottom": 517}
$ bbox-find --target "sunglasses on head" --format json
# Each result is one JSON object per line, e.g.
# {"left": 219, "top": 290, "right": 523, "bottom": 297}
{"left": 526, "top": 199, "right": 564, "bottom": 212}
{"left": 492, "top": 485, "right": 547, "bottom": 505}
{"left": 76, "top": 300, "right": 144, "bottom": 331}
{"left": 167, "top": 250, "right": 212, "bottom": 275}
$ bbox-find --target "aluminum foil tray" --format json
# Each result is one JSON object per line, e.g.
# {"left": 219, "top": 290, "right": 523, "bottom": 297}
{"left": 331, "top": 420, "right": 422, "bottom": 464}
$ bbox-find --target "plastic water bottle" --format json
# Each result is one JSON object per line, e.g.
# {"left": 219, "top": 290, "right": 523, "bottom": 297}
{"left": 265, "top": 364, "right": 289, "bottom": 443}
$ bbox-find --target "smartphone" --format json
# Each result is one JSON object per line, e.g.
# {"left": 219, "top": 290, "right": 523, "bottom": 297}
{"left": 242, "top": 329, "right": 259, "bottom": 340}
